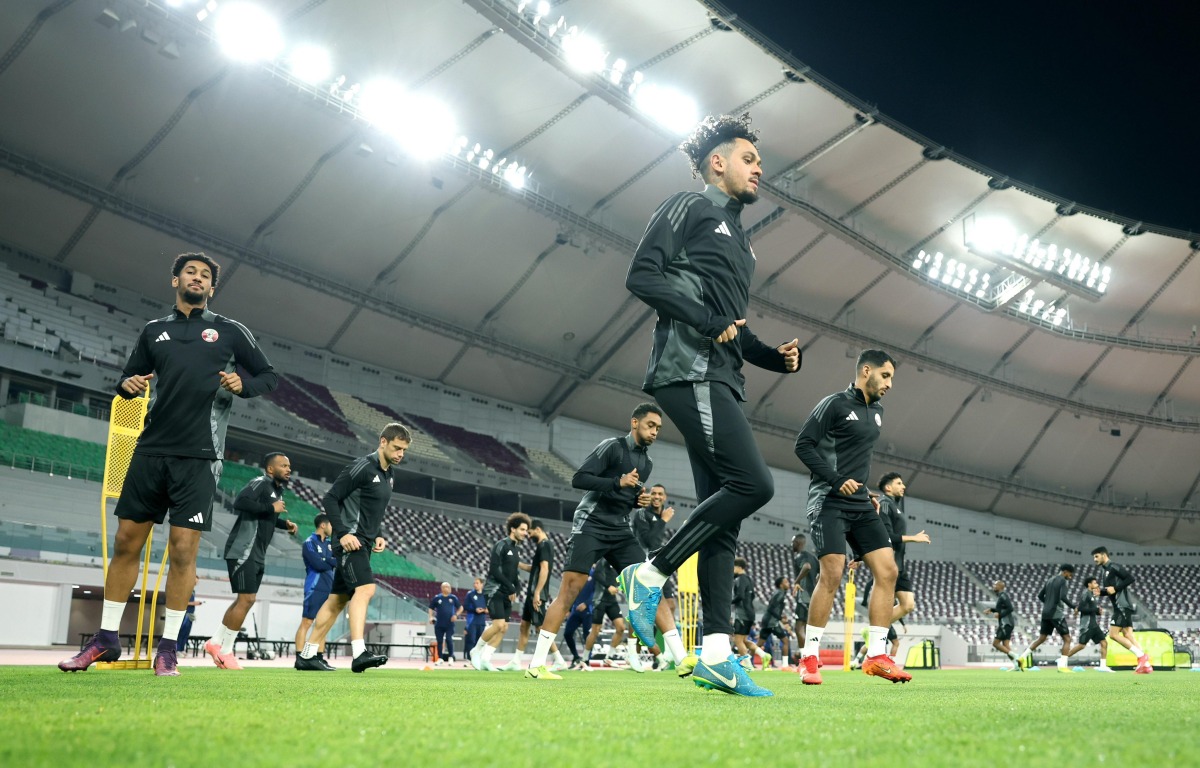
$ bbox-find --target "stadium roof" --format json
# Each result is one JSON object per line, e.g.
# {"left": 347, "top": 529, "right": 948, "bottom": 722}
{"left": 0, "top": 0, "right": 1197, "bottom": 544}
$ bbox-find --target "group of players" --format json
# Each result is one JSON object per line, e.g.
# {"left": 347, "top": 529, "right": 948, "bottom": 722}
{"left": 59, "top": 112, "right": 1151, "bottom": 696}
{"left": 986, "top": 548, "right": 1153, "bottom": 673}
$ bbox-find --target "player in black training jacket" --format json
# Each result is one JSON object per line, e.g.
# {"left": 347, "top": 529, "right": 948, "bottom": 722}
{"left": 1017, "top": 564, "right": 1076, "bottom": 671}
{"left": 523, "top": 405, "right": 684, "bottom": 681}
{"left": 794, "top": 349, "right": 908, "bottom": 685}
{"left": 61, "top": 253, "right": 278, "bottom": 677}
{"left": 791, "top": 533, "right": 819, "bottom": 647}
{"left": 207, "top": 451, "right": 298, "bottom": 670}
{"left": 295, "top": 423, "right": 410, "bottom": 674}
{"left": 471, "top": 512, "right": 531, "bottom": 672}
{"left": 731, "top": 558, "right": 769, "bottom": 669}
{"left": 1092, "top": 546, "right": 1153, "bottom": 673}
{"left": 621, "top": 113, "right": 800, "bottom": 699}
{"left": 876, "top": 472, "right": 930, "bottom": 628}
{"left": 984, "top": 580, "right": 1021, "bottom": 669}
{"left": 506, "top": 519, "right": 568, "bottom": 672}
{"left": 1064, "top": 577, "right": 1114, "bottom": 671}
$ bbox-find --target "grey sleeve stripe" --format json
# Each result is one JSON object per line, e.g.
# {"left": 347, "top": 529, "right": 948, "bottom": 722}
{"left": 669, "top": 196, "right": 703, "bottom": 232}
{"left": 695, "top": 382, "right": 715, "bottom": 457}
{"left": 808, "top": 393, "right": 838, "bottom": 423}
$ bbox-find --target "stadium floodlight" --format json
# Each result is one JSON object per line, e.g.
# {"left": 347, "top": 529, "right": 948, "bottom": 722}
{"left": 561, "top": 29, "right": 607, "bottom": 74}
{"left": 963, "top": 215, "right": 1110, "bottom": 299}
{"left": 503, "top": 164, "right": 528, "bottom": 189}
{"left": 215, "top": 3, "right": 283, "bottom": 63}
{"left": 633, "top": 82, "right": 699, "bottom": 135}
{"left": 360, "top": 82, "right": 458, "bottom": 156}
{"left": 197, "top": 1, "right": 219, "bottom": 22}
{"left": 287, "top": 45, "right": 332, "bottom": 84}
{"left": 610, "top": 58, "right": 627, "bottom": 85}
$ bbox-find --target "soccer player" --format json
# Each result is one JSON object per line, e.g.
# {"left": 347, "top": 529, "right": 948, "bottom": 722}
{"left": 876, "top": 472, "right": 930, "bottom": 625}
{"left": 759, "top": 576, "right": 790, "bottom": 666}
{"left": 1092, "top": 546, "right": 1153, "bottom": 673}
{"left": 205, "top": 451, "right": 299, "bottom": 669}
{"left": 470, "top": 513, "right": 530, "bottom": 672}
{"left": 59, "top": 253, "right": 278, "bottom": 676}
{"left": 505, "top": 520, "right": 568, "bottom": 671}
{"left": 1017, "top": 564, "right": 1076, "bottom": 671}
{"left": 295, "top": 423, "right": 410, "bottom": 673}
{"left": 793, "top": 349, "right": 908, "bottom": 685}
{"left": 984, "top": 580, "right": 1021, "bottom": 670}
{"left": 293, "top": 513, "right": 336, "bottom": 670}
{"left": 791, "top": 533, "right": 819, "bottom": 652}
{"left": 522, "top": 405, "right": 688, "bottom": 682}
{"left": 428, "top": 582, "right": 462, "bottom": 665}
{"left": 463, "top": 578, "right": 488, "bottom": 667}
{"left": 632, "top": 484, "right": 677, "bottom": 663}
{"left": 563, "top": 569, "right": 595, "bottom": 669}
{"left": 1064, "top": 577, "right": 1113, "bottom": 671}
{"left": 731, "top": 558, "right": 768, "bottom": 668}
{"left": 584, "top": 561, "right": 633, "bottom": 669}
{"left": 620, "top": 113, "right": 801, "bottom": 698}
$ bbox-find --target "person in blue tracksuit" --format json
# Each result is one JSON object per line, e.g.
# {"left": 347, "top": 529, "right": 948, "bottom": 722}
{"left": 563, "top": 568, "right": 595, "bottom": 668}
{"left": 463, "top": 578, "right": 488, "bottom": 661}
{"left": 428, "top": 583, "right": 463, "bottom": 663}
{"left": 292, "top": 514, "right": 336, "bottom": 670}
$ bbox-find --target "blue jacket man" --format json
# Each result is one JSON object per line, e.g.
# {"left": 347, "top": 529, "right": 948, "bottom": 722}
{"left": 429, "top": 583, "right": 463, "bottom": 663}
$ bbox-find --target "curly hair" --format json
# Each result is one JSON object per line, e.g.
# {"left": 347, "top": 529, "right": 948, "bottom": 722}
{"left": 171, "top": 252, "right": 220, "bottom": 289}
{"left": 678, "top": 113, "right": 760, "bottom": 180}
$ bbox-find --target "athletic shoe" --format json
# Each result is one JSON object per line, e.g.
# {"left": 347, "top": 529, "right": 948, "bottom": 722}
{"left": 737, "top": 654, "right": 754, "bottom": 671}
{"left": 578, "top": 663, "right": 594, "bottom": 672}
{"left": 350, "top": 651, "right": 387, "bottom": 673}
{"left": 1096, "top": 666, "right": 1115, "bottom": 673}
{"left": 676, "top": 653, "right": 699, "bottom": 678}
{"left": 524, "top": 665, "right": 563, "bottom": 680}
{"left": 499, "top": 659, "right": 522, "bottom": 671}
{"left": 204, "top": 640, "right": 242, "bottom": 670}
{"left": 315, "top": 653, "right": 336, "bottom": 671}
{"left": 1057, "top": 665, "right": 1074, "bottom": 673}
{"left": 627, "top": 649, "right": 646, "bottom": 673}
{"left": 617, "top": 563, "right": 662, "bottom": 647}
{"left": 862, "top": 654, "right": 911, "bottom": 683}
{"left": 470, "top": 646, "right": 483, "bottom": 671}
{"left": 798, "top": 654, "right": 822, "bottom": 685}
{"left": 433, "top": 658, "right": 444, "bottom": 666}
{"left": 760, "top": 651, "right": 773, "bottom": 670}
{"left": 483, "top": 657, "right": 501, "bottom": 672}
{"left": 692, "top": 655, "right": 773, "bottom": 697}
{"left": 153, "top": 647, "right": 180, "bottom": 677}
{"left": 1135, "top": 655, "right": 1154, "bottom": 674}
{"left": 568, "top": 659, "right": 583, "bottom": 670}
{"left": 58, "top": 631, "right": 121, "bottom": 672}
{"left": 295, "top": 653, "right": 329, "bottom": 671}
{"left": 550, "top": 658, "right": 570, "bottom": 672}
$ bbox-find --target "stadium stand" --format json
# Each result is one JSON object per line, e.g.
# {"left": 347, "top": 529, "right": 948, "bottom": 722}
{"left": 264, "top": 376, "right": 357, "bottom": 439}
{"left": 327, "top": 390, "right": 454, "bottom": 464}
{"left": 404, "top": 413, "right": 531, "bottom": 478}
{"left": 523, "top": 447, "right": 577, "bottom": 485}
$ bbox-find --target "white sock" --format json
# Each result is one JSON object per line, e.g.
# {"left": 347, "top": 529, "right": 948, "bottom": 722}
{"left": 867, "top": 626, "right": 888, "bottom": 657}
{"left": 101, "top": 599, "right": 126, "bottom": 632}
{"left": 300, "top": 642, "right": 318, "bottom": 659}
{"left": 219, "top": 624, "right": 238, "bottom": 655}
{"left": 1017, "top": 646, "right": 1031, "bottom": 659}
{"left": 530, "top": 629, "right": 555, "bottom": 668}
{"left": 351, "top": 639, "right": 366, "bottom": 657}
{"left": 1129, "top": 644, "right": 1144, "bottom": 657}
{"left": 802, "top": 624, "right": 825, "bottom": 658}
{"left": 753, "top": 646, "right": 765, "bottom": 659}
{"left": 1056, "top": 655, "right": 1068, "bottom": 667}
{"left": 1098, "top": 658, "right": 1108, "bottom": 668}
{"left": 161, "top": 608, "right": 185, "bottom": 643}
{"left": 661, "top": 629, "right": 687, "bottom": 664}
{"left": 482, "top": 644, "right": 496, "bottom": 662}
{"left": 553, "top": 648, "right": 567, "bottom": 664}
{"left": 636, "top": 561, "right": 668, "bottom": 588}
{"left": 472, "top": 634, "right": 486, "bottom": 652}
{"left": 700, "top": 633, "right": 731, "bottom": 665}
{"left": 511, "top": 650, "right": 523, "bottom": 665}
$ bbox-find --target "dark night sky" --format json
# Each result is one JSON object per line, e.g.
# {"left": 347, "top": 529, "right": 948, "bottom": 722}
{"left": 720, "top": 1, "right": 1200, "bottom": 234}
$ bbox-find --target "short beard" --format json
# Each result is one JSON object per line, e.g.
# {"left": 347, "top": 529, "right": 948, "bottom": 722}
{"left": 735, "top": 187, "right": 759, "bottom": 204}
{"left": 179, "top": 287, "right": 207, "bottom": 306}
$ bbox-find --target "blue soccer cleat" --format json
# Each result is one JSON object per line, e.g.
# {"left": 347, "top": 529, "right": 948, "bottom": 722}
{"left": 617, "top": 563, "right": 662, "bottom": 648}
{"left": 693, "top": 655, "right": 774, "bottom": 697}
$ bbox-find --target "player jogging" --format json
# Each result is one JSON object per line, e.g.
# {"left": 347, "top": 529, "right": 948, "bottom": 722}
{"left": 1017, "top": 564, "right": 1076, "bottom": 671}
{"left": 984, "top": 581, "right": 1021, "bottom": 670}
{"left": 1064, "top": 577, "right": 1113, "bottom": 671}
{"left": 1092, "top": 546, "right": 1152, "bottom": 673}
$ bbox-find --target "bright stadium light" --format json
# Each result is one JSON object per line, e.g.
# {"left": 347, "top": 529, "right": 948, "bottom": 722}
{"left": 287, "top": 44, "right": 332, "bottom": 84}
{"left": 634, "top": 82, "right": 699, "bottom": 135}
{"left": 963, "top": 214, "right": 1111, "bottom": 299}
{"left": 215, "top": 3, "right": 283, "bottom": 62}
{"left": 561, "top": 29, "right": 607, "bottom": 73}
{"left": 359, "top": 82, "right": 458, "bottom": 156}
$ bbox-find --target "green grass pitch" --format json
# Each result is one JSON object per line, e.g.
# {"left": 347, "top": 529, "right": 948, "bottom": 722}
{"left": 3, "top": 667, "right": 1197, "bottom": 767}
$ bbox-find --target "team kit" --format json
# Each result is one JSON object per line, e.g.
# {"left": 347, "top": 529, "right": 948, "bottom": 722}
{"left": 57, "top": 114, "right": 1151, "bottom": 695}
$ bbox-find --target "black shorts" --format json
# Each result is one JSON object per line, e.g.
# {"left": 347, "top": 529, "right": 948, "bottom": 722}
{"left": 809, "top": 504, "right": 892, "bottom": 559}
{"left": 662, "top": 579, "right": 677, "bottom": 600}
{"left": 592, "top": 600, "right": 621, "bottom": 624}
{"left": 761, "top": 622, "right": 788, "bottom": 640}
{"left": 226, "top": 559, "right": 264, "bottom": 594}
{"left": 522, "top": 593, "right": 548, "bottom": 627}
{"left": 302, "top": 589, "right": 330, "bottom": 620}
{"left": 1039, "top": 617, "right": 1069, "bottom": 637}
{"left": 887, "top": 625, "right": 898, "bottom": 642}
{"left": 564, "top": 528, "right": 646, "bottom": 575}
{"left": 1078, "top": 624, "right": 1105, "bottom": 646}
{"left": 487, "top": 593, "right": 512, "bottom": 620}
{"left": 1110, "top": 608, "right": 1134, "bottom": 628}
{"left": 894, "top": 569, "right": 914, "bottom": 594}
{"left": 995, "top": 623, "right": 1014, "bottom": 641}
{"left": 329, "top": 547, "right": 374, "bottom": 595}
{"left": 794, "top": 603, "right": 809, "bottom": 624}
{"left": 114, "top": 454, "right": 220, "bottom": 531}
{"left": 733, "top": 618, "right": 755, "bottom": 635}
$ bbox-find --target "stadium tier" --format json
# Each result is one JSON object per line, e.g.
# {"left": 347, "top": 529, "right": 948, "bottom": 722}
{"left": 264, "top": 376, "right": 357, "bottom": 439}
{"left": 327, "top": 391, "right": 454, "bottom": 464}
{"left": 404, "top": 413, "right": 531, "bottom": 478}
